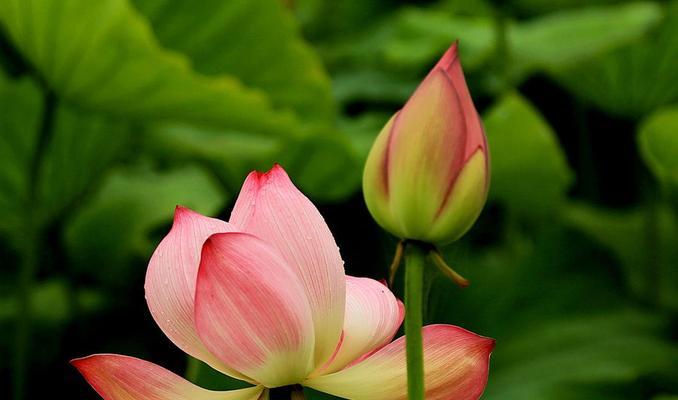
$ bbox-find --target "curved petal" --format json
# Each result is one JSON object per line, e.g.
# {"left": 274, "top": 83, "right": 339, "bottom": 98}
{"left": 71, "top": 354, "right": 263, "bottom": 400}
{"left": 144, "top": 207, "right": 247, "bottom": 380}
{"left": 362, "top": 113, "right": 402, "bottom": 237}
{"left": 387, "top": 70, "right": 469, "bottom": 239}
{"left": 317, "top": 276, "right": 404, "bottom": 374}
{"left": 435, "top": 42, "right": 487, "bottom": 160}
{"left": 194, "top": 232, "right": 315, "bottom": 388}
{"left": 429, "top": 150, "right": 488, "bottom": 243}
{"left": 229, "top": 165, "right": 345, "bottom": 367}
{"left": 305, "top": 325, "right": 494, "bottom": 400}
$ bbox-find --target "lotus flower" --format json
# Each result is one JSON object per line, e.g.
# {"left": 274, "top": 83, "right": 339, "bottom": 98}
{"left": 72, "top": 165, "right": 493, "bottom": 400}
{"left": 363, "top": 43, "right": 489, "bottom": 245}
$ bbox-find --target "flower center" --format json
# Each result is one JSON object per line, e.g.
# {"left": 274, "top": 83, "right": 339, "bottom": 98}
{"left": 269, "top": 384, "right": 304, "bottom": 400}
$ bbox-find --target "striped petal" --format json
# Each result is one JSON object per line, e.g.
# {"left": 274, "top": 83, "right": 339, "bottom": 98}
{"left": 71, "top": 354, "right": 263, "bottom": 400}
{"left": 144, "top": 207, "right": 247, "bottom": 380}
{"left": 305, "top": 325, "right": 494, "bottom": 400}
{"left": 194, "top": 232, "right": 315, "bottom": 388}
{"left": 317, "top": 276, "right": 403, "bottom": 374}
{"left": 230, "top": 165, "right": 345, "bottom": 367}
{"left": 434, "top": 42, "right": 487, "bottom": 160}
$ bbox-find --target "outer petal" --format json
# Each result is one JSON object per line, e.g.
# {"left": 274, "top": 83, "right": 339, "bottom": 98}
{"left": 362, "top": 114, "right": 402, "bottom": 237}
{"left": 71, "top": 354, "right": 263, "bottom": 400}
{"left": 435, "top": 42, "right": 487, "bottom": 160}
{"left": 305, "top": 325, "right": 494, "bottom": 400}
{"left": 194, "top": 232, "right": 315, "bottom": 388}
{"left": 429, "top": 150, "right": 488, "bottom": 244}
{"left": 144, "top": 207, "right": 247, "bottom": 380}
{"left": 229, "top": 165, "right": 345, "bottom": 367}
{"left": 387, "top": 69, "right": 468, "bottom": 239}
{"left": 317, "top": 276, "right": 404, "bottom": 374}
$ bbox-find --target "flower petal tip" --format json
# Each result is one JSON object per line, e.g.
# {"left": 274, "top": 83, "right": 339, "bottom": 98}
{"left": 172, "top": 205, "right": 198, "bottom": 225}
{"left": 244, "top": 170, "right": 265, "bottom": 186}
{"left": 243, "top": 164, "right": 290, "bottom": 189}
{"left": 435, "top": 41, "right": 460, "bottom": 73}
{"left": 70, "top": 356, "right": 86, "bottom": 369}
{"left": 427, "top": 324, "right": 495, "bottom": 352}
{"left": 477, "top": 336, "right": 496, "bottom": 355}
{"left": 70, "top": 354, "right": 103, "bottom": 379}
{"left": 460, "top": 328, "right": 496, "bottom": 357}
{"left": 174, "top": 204, "right": 188, "bottom": 215}
{"left": 70, "top": 354, "right": 100, "bottom": 368}
{"left": 261, "top": 163, "right": 290, "bottom": 183}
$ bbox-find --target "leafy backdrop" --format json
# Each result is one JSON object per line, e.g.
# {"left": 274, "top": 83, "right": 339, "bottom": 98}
{"left": 0, "top": 0, "right": 676, "bottom": 399}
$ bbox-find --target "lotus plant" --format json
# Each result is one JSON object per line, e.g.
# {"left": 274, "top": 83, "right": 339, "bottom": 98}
{"left": 72, "top": 165, "right": 493, "bottom": 400}
{"left": 363, "top": 42, "right": 489, "bottom": 248}
{"left": 362, "top": 42, "right": 490, "bottom": 399}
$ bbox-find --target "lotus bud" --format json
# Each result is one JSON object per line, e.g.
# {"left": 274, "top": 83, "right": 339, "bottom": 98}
{"left": 363, "top": 43, "right": 489, "bottom": 245}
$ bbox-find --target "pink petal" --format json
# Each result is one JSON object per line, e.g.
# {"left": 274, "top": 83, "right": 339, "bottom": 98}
{"left": 316, "top": 276, "right": 404, "bottom": 374}
{"left": 144, "top": 207, "right": 248, "bottom": 380}
{"left": 305, "top": 325, "right": 494, "bottom": 400}
{"left": 435, "top": 42, "right": 487, "bottom": 160}
{"left": 229, "top": 165, "right": 345, "bottom": 367}
{"left": 385, "top": 69, "right": 470, "bottom": 239}
{"left": 71, "top": 354, "right": 263, "bottom": 400}
{"left": 194, "top": 232, "right": 315, "bottom": 388}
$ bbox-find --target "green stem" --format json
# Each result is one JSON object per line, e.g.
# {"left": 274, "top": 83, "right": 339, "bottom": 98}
{"left": 404, "top": 242, "right": 426, "bottom": 400}
{"left": 13, "top": 90, "right": 56, "bottom": 400}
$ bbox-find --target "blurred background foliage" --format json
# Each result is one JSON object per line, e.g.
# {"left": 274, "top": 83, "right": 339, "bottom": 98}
{"left": 0, "top": 0, "right": 677, "bottom": 399}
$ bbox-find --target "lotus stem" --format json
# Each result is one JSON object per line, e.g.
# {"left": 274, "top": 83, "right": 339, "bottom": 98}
{"left": 404, "top": 243, "right": 427, "bottom": 400}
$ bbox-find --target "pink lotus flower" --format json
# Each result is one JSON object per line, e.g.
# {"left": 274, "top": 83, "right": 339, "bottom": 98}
{"left": 363, "top": 43, "right": 489, "bottom": 245}
{"left": 72, "top": 165, "right": 494, "bottom": 399}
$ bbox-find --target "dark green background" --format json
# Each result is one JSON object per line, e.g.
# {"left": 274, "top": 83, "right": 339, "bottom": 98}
{"left": 0, "top": 0, "right": 677, "bottom": 399}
